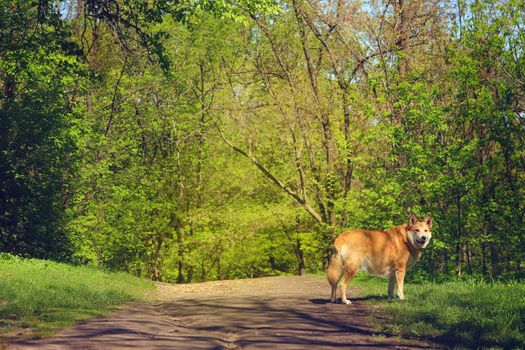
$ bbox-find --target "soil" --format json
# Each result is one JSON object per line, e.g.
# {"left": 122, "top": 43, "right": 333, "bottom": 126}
{"left": 6, "top": 275, "right": 433, "bottom": 349}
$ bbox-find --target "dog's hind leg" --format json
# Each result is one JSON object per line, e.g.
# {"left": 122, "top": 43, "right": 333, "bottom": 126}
{"left": 340, "top": 263, "right": 357, "bottom": 305}
{"left": 387, "top": 273, "right": 396, "bottom": 298}
{"left": 327, "top": 253, "right": 343, "bottom": 303}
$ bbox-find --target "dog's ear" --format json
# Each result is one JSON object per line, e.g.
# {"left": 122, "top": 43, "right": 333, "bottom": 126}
{"left": 424, "top": 214, "right": 433, "bottom": 228}
{"left": 409, "top": 213, "right": 418, "bottom": 227}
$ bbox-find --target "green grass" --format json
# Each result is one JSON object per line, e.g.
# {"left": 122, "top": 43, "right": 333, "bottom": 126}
{"left": 0, "top": 253, "right": 154, "bottom": 340}
{"left": 351, "top": 273, "right": 525, "bottom": 349}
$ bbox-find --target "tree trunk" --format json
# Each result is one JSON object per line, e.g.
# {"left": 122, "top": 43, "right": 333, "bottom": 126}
{"left": 217, "top": 254, "right": 222, "bottom": 280}
{"left": 394, "top": 0, "right": 409, "bottom": 77}
{"left": 490, "top": 243, "right": 498, "bottom": 276}
{"left": 4, "top": 75, "right": 15, "bottom": 100}
{"left": 444, "top": 249, "right": 450, "bottom": 274}
{"left": 455, "top": 249, "right": 462, "bottom": 278}
{"left": 177, "top": 230, "right": 184, "bottom": 283}
{"left": 466, "top": 242, "right": 473, "bottom": 275}
{"left": 481, "top": 242, "right": 488, "bottom": 276}
{"left": 150, "top": 234, "right": 164, "bottom": 281}
{"left": 455, "top": 193, "right": 462, "bottom": 278}
{"left": 293, "top": 0, "right": 337, "bottom": 230}
{"left": 296, "top": 239, "right": 306, "bottom": 276}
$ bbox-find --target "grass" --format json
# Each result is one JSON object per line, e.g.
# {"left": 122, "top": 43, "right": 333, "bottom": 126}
{"left": 350, "top": 273, "right": 525, "bottom": 349}
{"left": 0, "top": 253, "right": 154, "bottom": 341}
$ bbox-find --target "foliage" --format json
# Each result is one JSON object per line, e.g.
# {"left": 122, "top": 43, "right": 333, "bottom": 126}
{"left": 0, "top": 0, "right": 85, "bottom": 259}
{"left": 0, "top": 0, "right": 524, "bottom": 282}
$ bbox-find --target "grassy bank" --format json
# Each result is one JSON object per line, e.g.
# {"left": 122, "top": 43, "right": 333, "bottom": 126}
{"left": 0, "top": 254, "right": 154, "bottom": 340}
{"left": 351, "top": 273, "right": 525, "bottom": 349}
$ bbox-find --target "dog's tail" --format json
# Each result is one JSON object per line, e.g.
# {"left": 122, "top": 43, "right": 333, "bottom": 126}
{"left": 326, "top": 242, "right": 344, "bottom": 288}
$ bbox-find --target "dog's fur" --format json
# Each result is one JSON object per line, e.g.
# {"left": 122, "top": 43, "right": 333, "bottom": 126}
{"left": 327, "top": 214, "right": 432, "bottom": 304}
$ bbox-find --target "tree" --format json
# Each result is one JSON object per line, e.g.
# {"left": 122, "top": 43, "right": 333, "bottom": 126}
{"left": 0, "top": 0, "right": 84, "bottom": 258}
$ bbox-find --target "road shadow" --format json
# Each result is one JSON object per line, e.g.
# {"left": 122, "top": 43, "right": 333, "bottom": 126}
{"left": 309, "top": 295, "right": 389, "bottom": 305}
{"left": 154, "top": 295, "right": 432, "bottom": 349}
{"left": 7, "top": 276, "right": 434, "bottom": 350}
{"left": 350, "top": 295, "right": 391, "bottom": 301}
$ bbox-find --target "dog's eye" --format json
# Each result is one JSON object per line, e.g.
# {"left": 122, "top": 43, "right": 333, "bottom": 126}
{"left": 415, "top": 229, "right": 420, "bottom": 232}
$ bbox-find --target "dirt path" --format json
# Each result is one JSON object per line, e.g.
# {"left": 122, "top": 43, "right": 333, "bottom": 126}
{"left": 7, "top": 276, "right": 432, "bottom": 349}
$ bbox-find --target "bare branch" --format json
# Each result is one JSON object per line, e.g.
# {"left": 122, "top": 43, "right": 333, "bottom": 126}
{"left": 212, "top": 115, "right": 324, "bottom": 224}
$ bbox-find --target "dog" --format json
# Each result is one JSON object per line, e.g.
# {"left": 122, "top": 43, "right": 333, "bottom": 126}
{"left": 327, "top": 214, "right": 432, "bottom": 304}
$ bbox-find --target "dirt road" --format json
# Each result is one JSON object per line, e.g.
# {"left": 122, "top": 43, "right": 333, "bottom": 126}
{"left": 8, "top": 275, "right": 431, "bottom": 349}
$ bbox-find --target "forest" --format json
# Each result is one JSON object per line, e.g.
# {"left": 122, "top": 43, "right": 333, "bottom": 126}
{"left": 0, "top": 0, "right": 524, "bottom": 283}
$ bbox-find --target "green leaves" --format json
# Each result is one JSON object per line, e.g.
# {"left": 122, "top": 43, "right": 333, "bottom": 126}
{"left": 2, "top": 0, "right": 524, "bottom": 281}
{"left": 0, "top": 0, "right": 85, "bottom": 259}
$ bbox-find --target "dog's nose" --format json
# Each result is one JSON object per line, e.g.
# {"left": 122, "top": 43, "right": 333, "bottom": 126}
{"left": 421, "top": 236, "right": 427, "bottom": 241}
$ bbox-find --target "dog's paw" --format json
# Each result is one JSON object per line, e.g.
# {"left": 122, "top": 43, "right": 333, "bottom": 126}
{"left": 344, "top": 300, "right": 352, "bottom": 305}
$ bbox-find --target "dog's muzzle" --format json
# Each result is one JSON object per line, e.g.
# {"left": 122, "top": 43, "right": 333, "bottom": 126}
{"left": 416, "top": 236, "right": 430, "bottom": 248}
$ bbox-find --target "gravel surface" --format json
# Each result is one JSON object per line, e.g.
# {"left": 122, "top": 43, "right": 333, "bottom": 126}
{"left": 7, "top": 275, "right": 433, "bottom": 350}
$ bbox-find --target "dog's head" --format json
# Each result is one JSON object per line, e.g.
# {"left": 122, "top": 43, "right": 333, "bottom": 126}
{"left": 407, "top": 214, "right": 432, "bottom": 249}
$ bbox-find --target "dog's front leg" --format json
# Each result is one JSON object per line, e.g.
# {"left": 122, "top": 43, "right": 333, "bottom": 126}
{"left": 387, "top": 274, "right": 396, "bottom": 298}
{"left": 395, "top": 268, "right": 406, "bottom": 300}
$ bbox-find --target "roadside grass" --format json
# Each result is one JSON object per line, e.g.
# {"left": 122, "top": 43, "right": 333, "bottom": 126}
{"left": 0, "top": 253, "right": 154, "bottom": 340}
{"left": 350, "top": 273, "right": 525, "bottom": 349}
